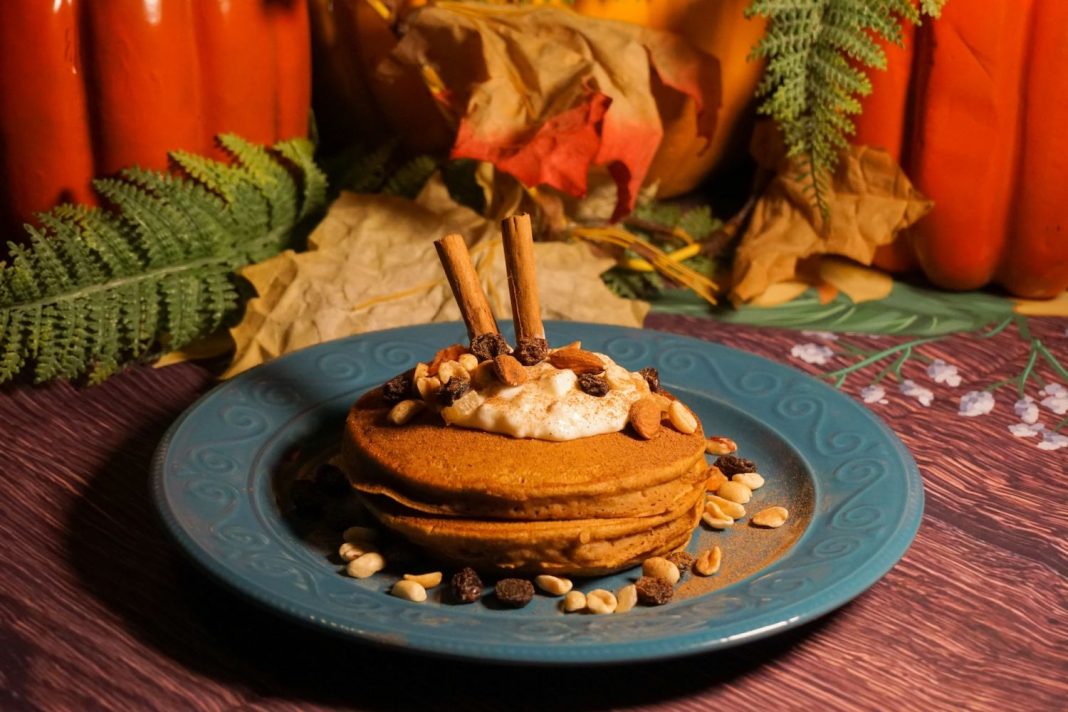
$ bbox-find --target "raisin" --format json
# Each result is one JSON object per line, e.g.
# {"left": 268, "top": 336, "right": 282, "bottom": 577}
{"left": 313, "top": 463, "right": 349, "bottom": 496}
{"left": 714, "top": 455, "right": 757, "bottom": 476}
{"left": 578, "top": 372, "right": 609, "bottom": 397}
{"left": 634, "top": 576, "right": 673, "bottom": 606}
{"left": 382, "top": 370, "right": 413, "bottom": 404}
{"left": 639, "top": 367, "right": 661, "bottom": 393}
{"left": 514, "top": 337, "right": 550, "bottom": 366}
{"left": 437, "top": 377, "right": 470, "bottom": 406}
{"left": 450, "top": 567, "right": 483, "bottom": 604}
{"left": 666, "top": 551, "right": 694, "bottom": 574}
{"left": 495, "top": 578, "right": 535, "bottom": 608}
{"left": 470, "top": 333, "right": 511, "bottom": 361}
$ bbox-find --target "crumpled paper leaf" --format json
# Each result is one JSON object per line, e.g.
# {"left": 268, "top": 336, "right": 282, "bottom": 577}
{"left": 731, "top": 144, "right": 933, "bottom": 303}
{"left": 387, "top": 4, "right": 718, "bottom": 221}
{"left": 222, "top": 174, "right": 648, "bottom": 378}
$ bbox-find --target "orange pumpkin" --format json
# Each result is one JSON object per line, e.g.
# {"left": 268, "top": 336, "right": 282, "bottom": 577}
{"left": 855, "top": 0, "right": 1068, "bottom": 298}
{"left": 309, "top": 0, "right": 764, "bottom": 198}
{"left": 0, "top": 0, "right": 311, "bottom": 235}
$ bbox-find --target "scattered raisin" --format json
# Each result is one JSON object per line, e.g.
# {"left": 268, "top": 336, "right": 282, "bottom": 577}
{"left": 313, "top": 463, "right": 349, "bottom": 496}
{"left": 514, "top": 337, "right": 550, "bottom": 366}
{"left": 437, "top": 377, "right": 470, "bottom": 406}
{"left": 450, "top": 567, "right": 483, "bottom": 604}
{"left": 666, "top": 551, "right": 694, "bottom": 574}
{"left": 382, "top": 370, "right": 414, "bottom": 404}
{"left": 714, "top": 455, "right": 757, "bottom": 476}
{"left": 634, "top": 576, "right": 674, "bottom": 606}
{"left": 470, "top": 333, "right": 511, "bottom": 361}
{"left": 639, "top": 367, "right": 661, "bottom": 393}
{"left": 495, "top": 578, "right": 535, "bottom": 608}
{"left": 578, "top": 372, "right": 609, "bottom": 397}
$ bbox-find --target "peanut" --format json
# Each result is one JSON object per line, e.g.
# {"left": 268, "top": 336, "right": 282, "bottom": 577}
{"left": 413, "top": 362, "right": 429, "bottom": 381}
{"left": 338, "top": 541, "right": 373, "bottom": 562}
{"left": 705, "top": 437, "right": 738, "bottom": 455}
{"left": 387, "top": 399, "right": 424, "bottom": 425}
{"left": 732, "top": 472, "right": 765, "bottom": 490}
{"left": 403, "top": 571, "right": 443, "bottom": 589}
{"left": 346, "top": 552, "right": 386, "bottom": 579}
{"left": 704, "top": 499, "right": 733, "bottom": 522}
{"left": 752, "top": 506, "right": 789, "bottom": 528}
{"left": 706, "top": 494, "right": 746, "bottom": 519}
{"left": 534, "top": 575, "right": 573, "bottom": 596}
{"left": 667, "top": 400, "right": 699, "bottom": 435}
{"left": 415, "top": 375, "right": 441, "bottom": 401}
{"left": 702, "top": 512, "right": 733, "bottom": 530}
{"left": 391, "top": 579, "right": 428, "bottom": 602}
{"left": 716, "top": 480, "right": 752, "bottom": 504}
{"left": 641, "top": 556, "right": 680, "bottom": 585}
{"left": 561, "top": 590, "right": 587, "bottom": 613}
{"left": 470, "top": 360, "right": 498, "bottom": 389}
{"left": 693, "top": 546, "right": 722, "bottom": 576}
{"left": 458, "top": 353, "right": 479, "bottom": 372}
{"left": 586, "top": 589, "right": 617, "bottom": 614}
{"left": 615, "top": 584, "right": 638, "bottom": 614}
{"left": 437, "top": 359, "right": 469, "bottom": 384}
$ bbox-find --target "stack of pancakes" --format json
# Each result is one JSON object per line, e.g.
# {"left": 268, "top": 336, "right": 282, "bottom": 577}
{"left": 340, "top": 388, "right": 708, "bottom": 576}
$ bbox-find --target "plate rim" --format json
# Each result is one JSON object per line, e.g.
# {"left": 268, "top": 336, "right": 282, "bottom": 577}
{"left": 152, "top": 321, "right": 924, "bottom": 665}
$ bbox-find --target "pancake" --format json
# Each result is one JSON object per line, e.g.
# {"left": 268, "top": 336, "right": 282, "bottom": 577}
{"left": 341, "top": 389, "right": 708, "bottom": 521}
{"left": 359, "top": 492, "right": 705, "bottom": 576}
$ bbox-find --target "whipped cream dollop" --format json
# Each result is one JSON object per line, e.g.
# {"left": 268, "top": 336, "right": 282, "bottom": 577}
{"left": 441, "top": 353, "right": 651, "bottom": 441}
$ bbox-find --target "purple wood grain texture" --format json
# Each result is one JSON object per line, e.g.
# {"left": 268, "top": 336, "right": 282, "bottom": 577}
{"left": 1, "top": 316, "right": 1066, "bottom": 712}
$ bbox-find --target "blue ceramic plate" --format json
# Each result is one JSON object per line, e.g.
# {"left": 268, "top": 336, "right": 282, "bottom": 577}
{"left": 153, "top": 322, "right": 923, "bottom": 664}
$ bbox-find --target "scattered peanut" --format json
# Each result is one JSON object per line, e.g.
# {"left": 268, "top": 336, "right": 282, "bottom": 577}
{"left": 706, "top": 494, "right": 746, "bottom": 519}
{"left": 470, "top": 360, "right": 498, "bottom": 389}
{"left": 586, "top": 589, "right": 618, "bottom": 614}
{"left": 387, "top": 399, "right": 425, "bottom": 425}
{"left": 391, "top": 579, "right": 428, "bottom": 602}
{"left": 732, "top": 472, "right": 765, "bottom": 490}
{"left": 716, "top": 480, "right": 753, "bottom": 504}
{"left": 615, "top": 584, "right": 638, "bottom": 613}
{"left": 705, "top": 437, "right": 738, "bottom": 455}
{"left": 403, "top": 571, "right": 443, "bottom": 589}
{"left": 561, "top": 590, "right": 587, "bottom": 613}
{"left": 606, "top": 369, "right": 633, "bottom": 390}
{"left": 415, "top": 375, "right": 441, "bottom": 400}
{"left": 693, "top": 546, "right": 722, "bottom": 576}
{"left": 413, "top": 362, "right": 429, "bottom": 381}
{"left": 705, "top": 465, "right": 728, "bottom": 492}
{"left": 534, "top": 575, "right": 573, "bottom": 596}
{"left": 458, "top": 353, "right": 480, "bottom": 372}
{"left": 641, "top": 556, "right": 681, "bottom": 585}
{"left": 338, "top": 541, "right": 374, "bottom": 562}
{"left": 346, "top": 552, "right": 386, "bottom": 579}
{"left": 667, "top": 400, "right": 699, "bottom": 434}
{"left": 701, "top": 512, "right": 733, "bottom": 530}
{"left": 752, "top": 506, "right": 789, "bottom": 528}
{"left": 704, "top": 499, "right": 733, "bottom": 522}
{"left": 437, "top": 360, "right": 469, "bottom": 384}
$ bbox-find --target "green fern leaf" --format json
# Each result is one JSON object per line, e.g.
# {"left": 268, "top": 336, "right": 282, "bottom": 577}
{"left": 748, "top": 0, "right": 947, "bottom": 214}
{"left": 0, "top": 135, "right": 326, "bottom": 384}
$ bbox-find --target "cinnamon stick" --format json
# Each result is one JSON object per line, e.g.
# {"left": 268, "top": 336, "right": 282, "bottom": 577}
{"left": 434, "top": 233, "right": 499, "bottom": 340}
{"left": 501, "top": 213, "right": 545, "bottom": 343}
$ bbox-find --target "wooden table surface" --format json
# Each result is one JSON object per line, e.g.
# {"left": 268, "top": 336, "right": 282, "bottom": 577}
{"left": 2, "top": 314, "right": 1066, "bottom": 711}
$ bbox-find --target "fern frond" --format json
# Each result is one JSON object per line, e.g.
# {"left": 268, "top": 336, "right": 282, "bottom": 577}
{"left": 384, "top": 156, "right": 438, "bottom": 199}
{"left": 748, "top": 0, "right": 946, "bottom": 215}
{"left": 0, "top": 135, "right": 326, "bottom": 384}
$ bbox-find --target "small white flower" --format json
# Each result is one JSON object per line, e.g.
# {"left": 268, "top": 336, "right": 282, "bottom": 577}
{"left": 926, "top": 359, "right": 962, "bottom": 387}
{"left": 1014, "top": 397, "right": 1040, "bottom": 425}
{"left": 801, "top": 330, "right": 839, "bottom": 341}
{"left": 1037, "top": 431, "right": 1068, "bottom": 451}
{"left": 790, "top": 343, "right": 835, "bottom": 365}
{"left": 959, "top": 390, "right": 995, "bottom": 417}
{"left": 1040, "top": 393, "right": 1068, "bottom": 416}
{"left": 900, "top": 379, "right": 934, "bottom": 407}
{"left": 1008, "top": 422, "right": 1045, "bottom": 438}
{"left": 860, "top": 385, "right": 889, "bottom": 405}
{"left": 1040, "top": 383, "right": 1067, "bottom": 397}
